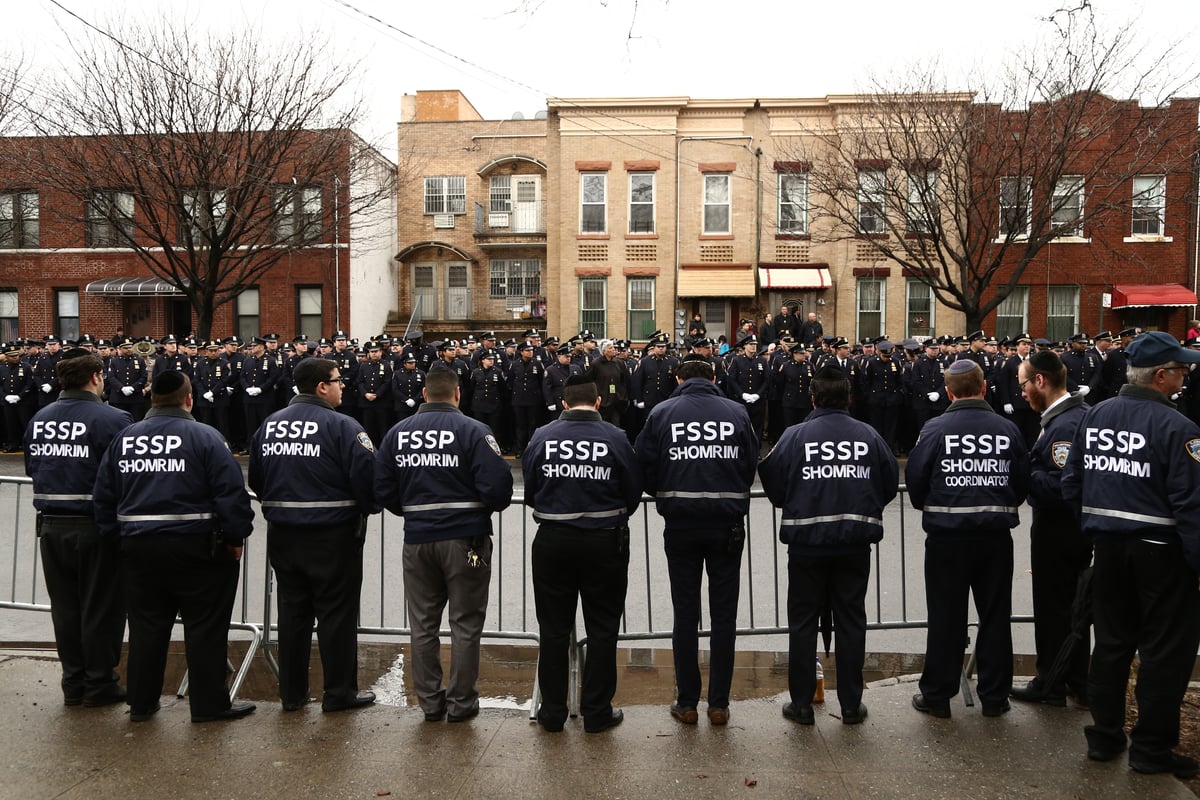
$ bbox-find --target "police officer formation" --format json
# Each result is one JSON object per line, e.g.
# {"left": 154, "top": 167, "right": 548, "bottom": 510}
{"left": 14, "top": 319, "right": 1200, "bottom": 778}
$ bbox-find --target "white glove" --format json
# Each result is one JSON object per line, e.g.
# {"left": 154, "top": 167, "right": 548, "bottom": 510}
{"left": 1003, "top": 403, "right": 1014, "bottom": 415}
{"left": 926, "top": 391, "right": 939, "bottom": 402}
{"left": 203, "top": 391, "right": 214, "bottom": 402}
{"left": 741, "top": 392, "right": 752, "bottom": 402}
{"left": 246, "top": 386, "right": 262, "bottom": 397}
{"left": 1077, "top": 385, "right": 1090, "bottom": 397}
{"left": 1172, "top": 392, "right": 1182, "bottom": 401}
{"left": 4, "top": 394, "right": 18, "bottom": 404}
{"left": 405, "top": 398, "right": 416, "bottom": 408}
{"left": 41, "top": 383, "right": 52, "bottom": 393}
{"left": 225, "top": 386, "right": 235, "bottom": 395}
{"left": 635, "top": 401, "right": 645, "bottom": 409}
{"left": 121, "top": 385, "right": 135, "bottom": 396}
{"left": 547, "top": 404, "right": 556, "bottom": 411}
{"left": 292, "top": 386, "right": 300, "bottom": 395}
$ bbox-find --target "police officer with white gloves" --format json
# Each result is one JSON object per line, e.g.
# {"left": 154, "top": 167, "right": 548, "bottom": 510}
{"left": 248, "top": 357, "right": 379, "bottom": 713}
{"left": 93, "top": 371, "right": 255, "bottom": 723}
{"left": 373, "top": 364, "right": 513, "bottom": 723}
{"left": 523, "top": 374, "right": 641, "bottom": 734}
{"left": 24, "top": 349, "right": 133, "bottom": 707}
{"left": 906, "top": 359, "right": 1029, "bottom": 719}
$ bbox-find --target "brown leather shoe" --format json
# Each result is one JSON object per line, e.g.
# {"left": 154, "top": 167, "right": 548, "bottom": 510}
{"left": 707, "top": 706, "right": 730, "bottom": 726}
{"left": 669, "top": 703, "right": 698, "bottom": 724}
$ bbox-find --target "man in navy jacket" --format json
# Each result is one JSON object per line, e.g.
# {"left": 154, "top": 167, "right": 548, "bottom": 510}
{"left": 760, "top": 365, "right": 898, "bottom": 725}
{"left": 635, "top": 355, "right": 758, "bottom": 726}
{"left": 374, "top": 364, "right": 513, "bottom": 723}
{"left": 905, "top": 359, "right": 1029, "bottom": 719}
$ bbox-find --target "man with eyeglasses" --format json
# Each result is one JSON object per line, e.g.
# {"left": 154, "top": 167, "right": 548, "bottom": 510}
{"left": 1062, "top": 331, "right": 1200, "bottom": 777}
{"left": 1010, "top": 350, "right": 1090, "bottom": 710}
{"left": 24, "top": 349, "right": 133, "bottom": 708}
{"left": 249, "top": 358, "right": 379, "bottom": 713}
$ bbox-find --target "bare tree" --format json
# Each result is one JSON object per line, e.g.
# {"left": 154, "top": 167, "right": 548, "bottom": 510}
{"left": 20, "top": 15, "right": 396, "bottom": 338}
{"left": 792, "top": 11, "right": 1200, "bottom": 332}
{"left": 0, "top": 50, "right": 30, "bottom": 135}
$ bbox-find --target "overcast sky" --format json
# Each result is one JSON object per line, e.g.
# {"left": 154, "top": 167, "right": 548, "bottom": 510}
{"left": 3, "top": 0, "right": 1197, "bottom": 159}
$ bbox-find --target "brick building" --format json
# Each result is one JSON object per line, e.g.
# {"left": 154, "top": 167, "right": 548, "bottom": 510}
{"left": 0, "top": 130, "right": 396, "bottom": 344}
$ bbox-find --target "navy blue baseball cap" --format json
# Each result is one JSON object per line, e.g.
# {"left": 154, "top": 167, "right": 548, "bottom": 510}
{"left": 1125, "top": 331, "right": 1200, "bottom": 367}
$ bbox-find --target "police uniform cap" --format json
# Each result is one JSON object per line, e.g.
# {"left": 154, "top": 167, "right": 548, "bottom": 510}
{"left": 95, "top": 339, "right": 110, "bottom": 348}
{"left": 184, "top": 337, "right": 199, "bottom": 347}
{"left": 504, "top": 339, "right": 517, "bottom": 348}
{"left": 579, "top": 330, "right": 595, "bottom": 342}
{"left": 877, "top": 340, "right": 895, "bottom": 352}
{"left": 438, "top": 339, "right": 458, "bottom": 351}
{"left": 967, "top": 330, "right": 986, "bottom": 342}
{"left": 923, "top": 338, "right": 940, "bottom": 349}
{"left": 333, "top": 330, "right": 348, "bottom": 340}
{"left": 902, "top": 339, "right": 921, "bottom": 351}
{"left": 523, "top": 328, "right": 540, "bottom": 338}
{"left": 480, "top": 331, "right": 497, "bottom": 340}
{"left": 1093, "top": 331, "right": 1113, "bottom": 342}
{"left": 118, "top": 337, "right": 135, "bottom": 349}
{"left": 986, "top": 336, "right": 999, "bottom": 346}
{"left": 78, "top": 334, "right": 95, "bottom": 345}
{"left": 1013, "top": 332, "right": 1032, "bottom": 344}
{"left": 1034, "top": 337, "right": 1052, "bottom": 348}
{"left": 402, "top": 353, "right": 416, "bottom": 363}
{"left": 860, "top": 338, "right": 874, "bottom": 347}
{"left": 1118, "top": 328, "right": 1139, "bottom": 338}
{"left": 517, "top": 342, "right": 534, "bottom": 352}
{"left": 1068, "top": 332, "right": 1088, "bottom": 343}
{"left": 3, "top": 343, "right": 20, "bottom": 356}
{"left": 555, "top": 347, "right": 571, "bottom": 358}
{"left": 62, "top": 339, "right": 77, "bottom": 348}
{"left": 45, "top": 334, "right": 60, "bottom": 344}
{"left": 155, "top": 334, "right": 176, "bottom": 346}
{"left": 693, "top": 337, "right": 713, "bottom": 348}
{"left": 544, "top": 336, "right": 560, "bottom": 347}
{"left": 249, "top": 335, "right": 267, "bottom": 345}
{"left": 224, "top": 335, "right": 241, "bottom": 346}
{"left": 406, "top": 330, "right": 423, "bottom": 341}
{"left": 947, "top": 359, "right": 979, "bottom": 375}
{"left": 263, "top": 333, "right": 279, "bottom": 342}
{"left": 480, "top": 349, "right": 499, "bottom": 360}
{"left": 834, "top": 337, "right": 850, "bottom": 349}
{"left": 205, "top": 340, "right": 220, "bottom": 350}
{"left": 1126, "top": 330, "right": 1200, "bottom": 367}
{"left": 151, "top": 369, "right": 186, "bottom": 395}
{"left": 779, "top": 335, "right": 797, "bottom": 346}
{"left": 27, "top": 338, "right": 44, "bottom": 347}
{"left": 316, "top": 337, "right": 331, "bottom": 347}
{"left": 366, "top": 340, "right": 381, "bottom": 351}
{"left": 292, "top": 333, "right": 309, "bottom": 343}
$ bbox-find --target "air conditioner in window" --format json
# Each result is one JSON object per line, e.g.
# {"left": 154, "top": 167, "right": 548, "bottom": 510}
{"left": 489, "top": 213, "right": 510, "bottom": 228}
{"left": 433, "top": 214, "right": 455, "bottom": 229}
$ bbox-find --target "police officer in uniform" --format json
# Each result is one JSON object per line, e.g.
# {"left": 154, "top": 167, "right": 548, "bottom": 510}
{"left": 725, "top": 334, "right": 769, "bottom": 440}
{"left": 240, "top": 336, "right": 281, "bottom": 441}
{"left": 1061, "top": 333, "right": 1102, "bottom": 398}
{"left": 1010, "top": 350, "right": 1091, "bottom": 708}
{"left": 507, "top": 342, "right": 545, "bottom": 456}
{"left": 760, "top": 365, "right": 898, "bottom": 725}
{"left": 391, "top": 353, "right": 425, "bottom": 423}
{"left": 249, "top": 357, "right": 378, "bottom": 713}
{"left": 629, "top": 331, "right": 678, "bottom": 434}
{"left": 373, "top": 364, "right": 513, "bottom": 723}
{"left": 2, "top": 342, "right": 33, "bottom": 450}
{"left": 33, "top": 335, "right": 64, "bottom": 410}
{"left": 469, "top": 349, "right": 506, "bottom": 434}
{"left": 24, "top": 349, "right": 133, "bottom": 706}
{"left": 906, "top": 359, "right": 1030, "bottom": 718}
{"left": 635, "top": 355, "right": 759, "bottom": 725}
{"left": 775, "top": 341, "right": 814, "bottom": 429}
{"left": 863, "top": 339, "right": 905, "bottom": 453}
{"left": 356, "top": 340, "right": 393, "bottom": 446}
{"left": 542, "top": 346, "right": 579, "bottom": 421}
{"left": 1062, "top": 332, "right": 1200, "bottom": 776}
{"left": 329, "top": 331, "right": 360, "bottom": 421}
{"left": 107, "top": 338, "right": 148, "bottom": 422}
{"left": 93, "top": 371, "right": 255, "bottom": 723}
{"left": 523, "top": 374, "right": 641, "bottom": 733}
{"left": 996, "top": 332, "right": 1041, "bottom": 448}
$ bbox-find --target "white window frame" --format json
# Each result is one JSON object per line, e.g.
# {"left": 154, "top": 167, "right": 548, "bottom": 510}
{"left": 995, "top": 286, "right": 1030, "bottom": 340}
{"left": 856, "top": 277, "right": 886, "bottom": 341}
{"left": 858, "top": 169, "right": 887, "bottom": 234}
{"left": 905, "top": 279, "right": 935, "bottom": 338}
{"left": 296, "top": 286, "right": 323, "bottom": 341}
{"left": 423, "top": 176, "right": 466, "bottom": 215}
{"left": 579, "top": 277, "right": 607, "bottom": 339}
{"left": 0, "top": 191, "right": 38, "bottom": 248}
{"left": 703, "top": 174, "right": 731, "bottom": 234}
{"left": 235, "top": 287, "right": 260, "bottom": 341}
{"left": 778, "top": 172, "right": 807, "bottom": 234}
{"left": 1051, "top": 175, "right": 1084, "bottom": 236}
{"left": 489, "top": 175, "right": 511, "bottom": 213}
{"left": 54, "top": 288, "right": 80, "bottom": 342}
{"left": 999, "top": 176, "right": 1031, "bottom": 239}
{"left": 628, "top": 173, "right": 655, "bottom": 234}
{"left": 627, "top": 277, "right": 656, "bottom": 340}
{"left": 580, "top": 173, "right": 607, "bottom": 234}
{"left": 1131, "top": 175, "right": 1166, "bottom": 237}
{"left": 182, "top": 188, "right": 228, "bottom": 245}
{"left": 488, "top": 259, "right": 542, "bottom": 301}
{"left": 1046, "top": 285, "right": 1079, "bottom": 343}
{"left": 86, "top": 189, "right": 134, "bottom": 247}
{"left": 274, "top": 185, "right": 322, "bottom": 243}
{"left": 906, "top": 170, "right": 936, "bottom": 234}
{"left": 0, "top": 288, "right": 17, "bottom": 342}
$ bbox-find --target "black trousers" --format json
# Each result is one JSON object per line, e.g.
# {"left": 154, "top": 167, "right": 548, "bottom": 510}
{"left": 787, "top": 550, "right": 870, "bottom": 712}
{"left": 39, "top": 516, "right": 125, "bottom": 702}
{"left": 663, "top": 527, "right": 743, "bottom": 709}
{"left": 868, "top": 401, "right": 900, "bottom": 451}
{"left": 781, "top": 405, "right": 810, "bottom": 431}
{"left": 1086, "top": 537, "right": 1200, "bottom": 760}
{"left": 120, "top": 533, "right": 240, "bottom": 718}
{"left": 1030, "top": 507, "right": 1092, "bottom": 692}
{"left": 512, "top": 405, "right": 543, "bottom": 453}
{"left": 532, "top": 524, "right": 628, "bottom": 724}
{"left": 243, "top": 401, "right": 269, "bottom": 443}
{"left": 744, "top": 401, "right": 766, "bottom": 440}
{"left": 920, "top": 533, "right": 1013, "bottom": 706}
{"left": 268, "top": 521, "right": 365, "bottom": 707}
{"left": 360, "top": 402, "right": 392, "bottom": 447}
{"left": 1010, "top": 408, "right": 1041, "bottom": 450}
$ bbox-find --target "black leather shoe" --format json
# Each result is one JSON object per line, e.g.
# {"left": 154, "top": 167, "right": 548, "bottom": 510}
{"left": 322, "top": 691, "right": 375, "bottom": 713}
{"left": 841, "top": 703, "right": 868, "bottom": 725}
{"left": 447, "top": 703, "right": 480, "bottom": 723}
{"left": 911, "top": 693, "right": 951, "bottom": 718}
{"left": 63, "top": 693, "right": 84, "bottom": 707}
{"left": 584, "top": 708, "right": 623, "bottom": 733}
{"left": 782, "top": 702, "right": 815, "bottom": 725}
{"left": 423, "top": 708, "right": 446, "bottom": 722}
{"left": 537, "top": 712, "right": 565, "bottom": 733}
{"left": 1129, "top": 751, "right": 1199, "bottom": 778}
{"left": 83, "top": 685, "right": 128, "bottom": 707}
{"left": 281, "top": 698, "right": 308, "bottom": 712}
{"left": 982, "top": 699, "right": 1011, "bottom": 717}
{"left": 130, "top": 702, "right": 160, "bottom": 722}
{"left": 192, "top": 701, "right": 256, "bottom": 723}
{"left": 669, "top": 703, "right": 698, "bottom": 724}
{"left": 1087, "top": 744, "right": 1126, "bottom": 762}
{"left": 1010, "top": 680, "right": 1066, "bottom": 707}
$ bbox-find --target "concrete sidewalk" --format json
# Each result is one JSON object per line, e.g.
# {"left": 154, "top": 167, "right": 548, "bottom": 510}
{"left": 0, "top": 654, "right": 1191, "bottom": 800}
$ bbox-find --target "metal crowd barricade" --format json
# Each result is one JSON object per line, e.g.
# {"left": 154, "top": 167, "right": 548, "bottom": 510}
{"left": 1, "top": 473, "right": 1031, "bottom": 717}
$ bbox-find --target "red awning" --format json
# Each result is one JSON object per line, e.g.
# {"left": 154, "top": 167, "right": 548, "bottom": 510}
{"left": 1111, "top": 284, "right": 1197, "bottom": 309}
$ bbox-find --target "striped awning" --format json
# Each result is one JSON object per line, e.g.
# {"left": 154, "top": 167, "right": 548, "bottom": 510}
{"left": 85, "top": 277, "right": 186, "bottom": 296}
{"left": 758, "top": 267, "right": 832, "bottom": 289}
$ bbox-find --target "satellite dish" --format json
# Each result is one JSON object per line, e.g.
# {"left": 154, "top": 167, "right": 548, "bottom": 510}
{"left": 511, "top": 111, "right": 525, "bottom": 120}
{"left": 534, "top": 110, "right": 548, "bottom": 120}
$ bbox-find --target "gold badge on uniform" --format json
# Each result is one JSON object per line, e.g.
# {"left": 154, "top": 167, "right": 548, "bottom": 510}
{"left": 1051, "top": 441, "right": 1071, "bottom": 468}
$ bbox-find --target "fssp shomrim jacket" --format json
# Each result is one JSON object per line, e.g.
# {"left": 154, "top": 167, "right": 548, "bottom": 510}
{"left": 373, "top": 401, "right": 513, "bottom": 543}
{"left": 904, "top": 398, "right": 1030, "bottom": 536}
{"left": 634, "top": 379, "right": 759, "bottom": 529}
{"left": 1061, "top": 384, "right": 1200, "bottom": 572}
{"left": 759, "top": 407, "right": 898, "bottom": 555}
{"left": 248, "top": 394, "right": 379, "bottom": 526}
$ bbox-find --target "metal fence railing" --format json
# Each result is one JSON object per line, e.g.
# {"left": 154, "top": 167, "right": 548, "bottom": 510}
{"left": 1, "top": 474, "right": 1032, "bottom": 715}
